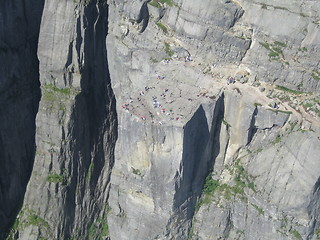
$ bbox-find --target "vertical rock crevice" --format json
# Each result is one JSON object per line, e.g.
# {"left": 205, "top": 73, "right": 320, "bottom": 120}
{"left": 64, "top": 1, "right": 118, "bottom": 236}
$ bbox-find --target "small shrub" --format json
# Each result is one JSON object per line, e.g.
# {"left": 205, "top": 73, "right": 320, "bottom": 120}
{"left": 47, "top": 173, "right": 64, "bottom": 184}
{"left": 289, "top": 229, "right": 302, "bottom": 239}
{"left": 203, "top": 176, "right": 219, "bottom": 195}
{"left": 261, "top": 3, "right": 267, "bottom": 9}
{"left": 132, "top": 168, "right": 141, "bottom": 175}
{"left": 248, "top": 182, "right": 256, "bottom": 192}
{"left": 222, "top": 119, "right": 231, "bottom": 128}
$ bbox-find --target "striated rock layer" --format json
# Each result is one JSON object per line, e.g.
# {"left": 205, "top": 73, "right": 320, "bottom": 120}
{"left": 2, "top": 0, "right": 320, "bottom": 239}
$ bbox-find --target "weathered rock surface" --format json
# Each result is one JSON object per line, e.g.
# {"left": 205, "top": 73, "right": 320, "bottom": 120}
{"left": 2, "top": 0, "right": 320, "bottom": 239}
{"left": 4, "top": 0, "right": 117, "bottom": 239}
{"left": 106, "top": 0, "right": 320, "bottom": 239}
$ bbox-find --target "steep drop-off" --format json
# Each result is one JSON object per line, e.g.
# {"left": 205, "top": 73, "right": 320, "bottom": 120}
{"left": 0, "top": 0, "right": 44, "bottom": 237}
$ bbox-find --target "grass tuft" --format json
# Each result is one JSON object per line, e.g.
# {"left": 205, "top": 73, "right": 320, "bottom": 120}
{"left": 156, "top": 22, "right": 168, "bottom": 33}
{"left": 164, "top": 42, "right": 174, "bottom": 57}
{"left": 276, "top": 85, "right": 304, "bottom": 95}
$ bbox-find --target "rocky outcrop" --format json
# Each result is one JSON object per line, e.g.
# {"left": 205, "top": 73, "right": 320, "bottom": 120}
{"left": 106, "top": 0, "right": 320, "bottom": 239}
{"left": 0, "top": 0, "right": 44, "bottom": 237}
{"left": 4, "top": 0, "right": 117, "bottom": 239}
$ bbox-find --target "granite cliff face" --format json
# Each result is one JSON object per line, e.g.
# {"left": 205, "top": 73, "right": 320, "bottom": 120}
{"left": 1, "top": 0, "right": 320, "bottom": 239}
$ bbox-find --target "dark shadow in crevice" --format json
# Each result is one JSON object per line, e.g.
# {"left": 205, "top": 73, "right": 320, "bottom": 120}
{"left": 137, "top": 1, "right": 149, "bottom": 33}
{"left": 1, "top": 0, "right": 45, "bottom": 238}
{"left": 61, "top": 1, "right": 118, "bottom": 238}
{"left": 247, "top": 107, "right": 258, "bottom": 146}
{"left": 167, "top": 94, "right": 225, "bottom": 237}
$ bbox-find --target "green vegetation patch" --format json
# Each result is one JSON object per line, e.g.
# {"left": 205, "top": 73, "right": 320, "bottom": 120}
{"left": 268, "top": 51, "right": 279, "bottom": 58}
{"left": 298, "top": 47, "right": 307, "bottom": 52}
{"left": 149, "top": 1, "right": 161, "bottom": 8}
{"left": 196, "top": 160, "right": 256, "bottom": 210}
{"left": 260, "top": 42, "right": 270, "bottom": 49}
{"left": 150, "top": 57, "right": 159, "bottom": 63}
{"left": 203, "top": 176, "right": 219, "bottom": 195}
{"left": 260, "top": 41, "right": 287, "bottom": 61}
{"left": 5, "top": 208, "right": 52, "bottom": 240}
{"left": 47, "top": 170, "right": 69, "bottom": 186}
{"left": 251, "top": 204, "right": 264, "bottom": 215}
{"left": 273, "top": 47, "right": 283, "bottom": 55}
{"left": 276, "top": 85, "right": 304, "bottom": 95}
{"left": 47, "top": 173, "right": 65, "bottom": 184}
{"left": 159, "top": 0, "right": 174, "bottom": 6}
{"left": 156, "top": 22, "right": 168, "bottom": 33}
{"left": 132, "top": 167, "right": 141, "bottom": 176}
{"left": 44, "top": 84, "right": 71, "bottom": 95}
{"left": 26, "top": 214, "right": 50, "bottom": 229}
{"left": 315, "top": 228, "right": 320, "bottom": 239}
{"left": 312, "top": 70, "right": 320, "bottom": 81}
{"left": 268, "top": 108, "right": 292, "bottom": 114}
{"left": 42, "top": 83, "right": 72, "bottom": 103}
{"left": 5, "top": 214, "right": 21, "bottom": 240}
{"left": 88, "top": 215, "right": 110, "bottom": 240}
{"left": 254, "top": 103, "right": 262, "bottom": 107}
{"left": 272, "top": 135, "right": 282, "bottom": 145}
{"left": 87, "top": 162, "right": 95, "bottom": 182}
{"left": 164, "top": 42, "right": 174, "bottom": 57}
{"left": 222, "top": 119, "right": 231, "bottom": 128}
{"left": 149, "top": 0, "right": 174, "bottom": 8}
{"left": 289, "top": 229, "right": 302, "bottom": 239}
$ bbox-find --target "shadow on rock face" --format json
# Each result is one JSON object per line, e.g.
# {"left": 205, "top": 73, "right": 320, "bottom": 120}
{"left": 137, "top": 1, "right": 149, "bottom": 33}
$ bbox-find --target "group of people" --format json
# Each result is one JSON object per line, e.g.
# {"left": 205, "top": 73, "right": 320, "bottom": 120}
{"left": 121, "top": 84, "right": 182, "bottom": 125}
